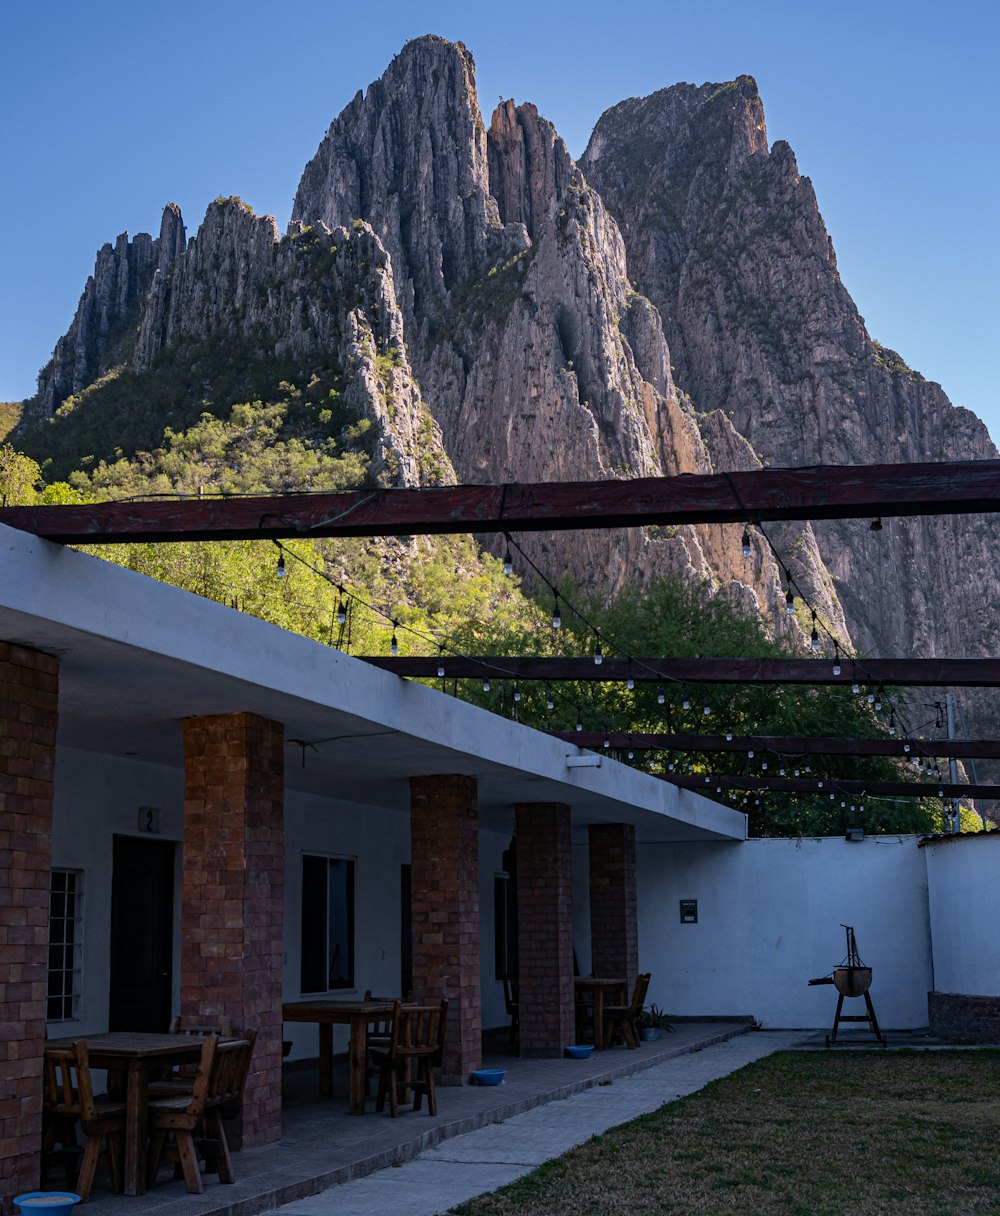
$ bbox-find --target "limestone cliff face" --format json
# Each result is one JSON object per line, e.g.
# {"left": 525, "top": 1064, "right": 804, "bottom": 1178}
{"left": 28, "top": 214, "right": 175, "bottom": 426}
{"left": 25, "top": 196, "right": 452, "bottom": 489}
{"left": 582, "top": 78, "right": 999, "bottom": 675}
{"left": 292, "top": 37, "right": 822, "bottom": 629}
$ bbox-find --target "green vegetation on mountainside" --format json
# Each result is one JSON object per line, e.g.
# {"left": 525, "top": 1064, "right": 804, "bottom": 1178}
{"left": 15, "top": 343, "right": 350, "bottom": 482}
{"left": 0, "top": 402, "right": 23, "bottom": 444}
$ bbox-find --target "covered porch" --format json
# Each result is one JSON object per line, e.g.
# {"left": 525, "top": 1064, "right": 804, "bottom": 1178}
{"left": 0, "top": 523, "right": 743, "bottom": 1201}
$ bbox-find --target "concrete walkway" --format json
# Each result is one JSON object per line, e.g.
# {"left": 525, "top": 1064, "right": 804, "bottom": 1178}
{"left": 271, "top": 1030, "right": 809, "bottom": 1216}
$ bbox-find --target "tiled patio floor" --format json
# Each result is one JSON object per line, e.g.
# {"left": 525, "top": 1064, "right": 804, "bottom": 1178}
{"left": 74, "top": 1021, "right": 752, "bottom": 1216}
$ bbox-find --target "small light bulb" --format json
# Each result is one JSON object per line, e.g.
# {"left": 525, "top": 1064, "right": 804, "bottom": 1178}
{"left": 725, "top": 730, "right": 733, "bottom": 742}
{"left": 748, "top": 748, "right": 755, "bottom": 759}
{"left": 390, "top": 630, "right": 399, "bottom": 656}
{"left": 867, "top": 690, "right": 875, "bottom": 704}
{"left": 437, "top": 661, "right": 445, "bottom": 678}
{"left": 874, "top": 695, "right": 883, "bottom": 711}
{"left": 811, "top": 628, "right": 819, "bottom": 652}
{"left": 903, "top": 743, "right": 911, "bottom": 754}
{"left": 668, "top": 761, "right": 675, "bottom": 771}
{"left": 682, "top": 697, "right": 691, "bottom": 711}
{"left": 703, "top": 703, "right": 711, "bottom": 716}
{"left": 779, "top": 767, "right": 786, "bottom": 776}
{"left": 546, "top": 686, "right": 554, "bottom": 711}
{"left": 594, "top": 640, "right": 603, "bottom": 666}
{"left": 513, "top": 684, "right": 521, "bottom": 703}
{"left": 483, "top": 677, "right": 491, "bottom": 692}
{"left": 627, "top": 675, "right": 635, "bottom": 691}
{"left": 794, "top": 768, "right": 800, "bottom": 777}
{"left": 833, "top": 661, "right": 842, "bottom": 676}
{"left": 552, "top": 606, "right": 561, "bottom": 629}
{"left": 657, "top": 688, "right": 665, "bottom": 705}
{"left": 337, "top": 599, "right": 347, "bottom": 626}
{"left": 742, "top": 529, "right": 752, "bottom": 559}
{"left": 852, "top": 682, "right": 861, "bottom": 695}
{"left": 889, "top": 719, "right": 896, "bottom": 735}
{"left": 603, "top": 733, "right": 610, "bottom": 748}
{"left": 276, "top": 553, "right": 287, "bottom": 578}
{"left": 576, "top": 713, "right": 583, "bottom": 732}
{"left": 627, "top": 749, "right": 634, "bottom": 760}
{"left": 818, "top": 780, "right": 824, "bottom": 789}
{"left": 761, "top": 761, "right": 768, "bottom": 771}
{"left": 785, "top": 589, "right": 795, "bottom": 615}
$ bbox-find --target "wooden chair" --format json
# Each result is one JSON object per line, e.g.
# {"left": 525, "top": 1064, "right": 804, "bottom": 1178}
{"left": 198, "top": 1031, "right": 257, "bottom": 1184}
{"left": 602, "top": 973, "right": 651, "bottom": 1050}
{"left": 146, "top": 1034, "right": 218, "bottom": 1193}
{"left": 148, "top": 1016, "right": 237, "bottom": 1097}
{"left": 502, "top": 976, "right": 519, "bottom": 1046}
{"left": 168, "top": 1015, "right": 235, "bottom": 1036}
{"left": 363, "top": 991, "right": 398, "bottom": 1095}
{"left": 372, "top": 1000, "right": 448, "bottom": 1117}
{"left": 147, "top": 1032, "right": 256, "bottom": 1191}
{"left": 42, "top": 1041, "right": 126, "bottom": 1201}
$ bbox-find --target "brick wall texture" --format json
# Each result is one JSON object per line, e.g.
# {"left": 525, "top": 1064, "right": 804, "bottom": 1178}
{"left": 588, "top": 823, "right": 638, "bottom": 990}
{"left": 928, "top": 990, "right": 1000, "bottom": 1043}
{"left": 409, "top": 775, "right": 481, "bottom": 1082}
{"left": 0, "top": 643, "right": 58, "bottom": 1205}
{"left": 182, "top": 713, "right": 284, "bottom": 1146}
{"left": 515, "top": 803, "right": 575, "bottom": 1057}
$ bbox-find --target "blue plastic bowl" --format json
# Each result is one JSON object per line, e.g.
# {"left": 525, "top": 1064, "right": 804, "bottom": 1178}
{"left": 472, "top": 1068, "right": 506, "bottom": 1085}
{"left": 564, "top": 1044, "right": 594, "bottom": 1059}
{"left": 14, "top": 1194, "right": 81, "bottom": 1216}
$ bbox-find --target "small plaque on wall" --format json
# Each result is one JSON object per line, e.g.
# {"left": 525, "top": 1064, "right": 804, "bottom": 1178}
{"left": 680, "top": 899, "right": 698, "bottom": 924}
{"left": 138, "top": 806, "right": 162, "bottom": 834}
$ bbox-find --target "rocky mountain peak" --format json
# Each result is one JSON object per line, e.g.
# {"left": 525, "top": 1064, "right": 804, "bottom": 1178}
{"left": 292, "top": 34, "right": 501, "bottom": 329}
{"left": 487, "top": 100, "right": 574, "bottom": 242}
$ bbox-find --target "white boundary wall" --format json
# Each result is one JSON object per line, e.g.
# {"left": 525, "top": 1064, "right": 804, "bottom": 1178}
{"left": 575, "top": 835, "right": 933, "bottom": 1029}
{"left": 924, "top": 834, "right": 1000, "bottom": 996}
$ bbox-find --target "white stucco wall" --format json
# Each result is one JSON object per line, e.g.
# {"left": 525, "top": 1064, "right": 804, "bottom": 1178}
{"left": 924, "top": 835, "right": 1000, "bottom": 996}
{"left": 49, "top": 748, "right": 185, "bottom": 1035}
{"left": 578, "top": 836, "right": 932, "bottom": 1029}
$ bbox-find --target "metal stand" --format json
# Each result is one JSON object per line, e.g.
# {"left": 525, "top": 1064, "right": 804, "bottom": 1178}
{"left": 826, "top": 989, "right": 886, "bottom": 1047}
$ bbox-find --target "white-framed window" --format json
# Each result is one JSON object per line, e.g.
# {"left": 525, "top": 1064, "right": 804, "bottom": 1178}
{"left": 300, "top": 854, "right": 356, "bottom": 993}
{"left": 47, "top": 869, "right": 82, "bottom": 1021}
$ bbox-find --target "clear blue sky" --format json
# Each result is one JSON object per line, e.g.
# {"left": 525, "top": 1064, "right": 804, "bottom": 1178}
{"left": 3, "top": 0, "right": 997, "bottom": 440}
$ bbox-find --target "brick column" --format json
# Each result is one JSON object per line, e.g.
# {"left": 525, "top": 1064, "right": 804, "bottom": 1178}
{"left": 409, "top": 775, "right": 480, "bottom": 1083}
{"left": 182, "top": 713, "right": 284, "bottom": 1146}
{"left": 515, "top": 803, "right": 575, "bottom": 1057}
{"left": 0, "top": 643, "right": 58, "bottom": 1205}
{"left": 589, "top": 823, "right": 638, "bottom": 991}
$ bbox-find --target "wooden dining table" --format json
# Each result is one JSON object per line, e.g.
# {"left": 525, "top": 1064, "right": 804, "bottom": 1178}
{"left": 45, "top": 1030, "right": 207, "bottom": 1196}
{"left": 574, "top": 977, "right": 626, "bottom": 1050}
{"left": 282, "top": 998, "right": 396, "bottom": 1114}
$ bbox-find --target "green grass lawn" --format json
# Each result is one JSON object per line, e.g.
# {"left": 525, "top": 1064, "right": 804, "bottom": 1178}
{"left": 452, "top": 1050, "right": 1000, "bottom": 1216}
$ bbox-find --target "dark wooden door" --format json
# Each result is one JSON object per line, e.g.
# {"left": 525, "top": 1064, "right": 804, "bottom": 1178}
{"left": 109, "top": 835, "right": 175, "bottom": 1031}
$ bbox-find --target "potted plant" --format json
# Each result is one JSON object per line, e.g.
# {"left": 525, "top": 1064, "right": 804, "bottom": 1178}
{"left": 637, "top": 1003, "right": 672, "bottom": 1041}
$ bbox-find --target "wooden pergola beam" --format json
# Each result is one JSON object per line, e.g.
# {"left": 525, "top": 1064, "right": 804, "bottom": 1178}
{"left": 365, "top": 655, "right": 1000, "bottom": 687}
{"left": 664, "top": 774, "right": 999, "bottom": 800}
{"left": 551, "top": 732, "right": 1000, "bottom": 759}
{"left": 3, "top": 459, "right": 1000, "bottom": 543}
